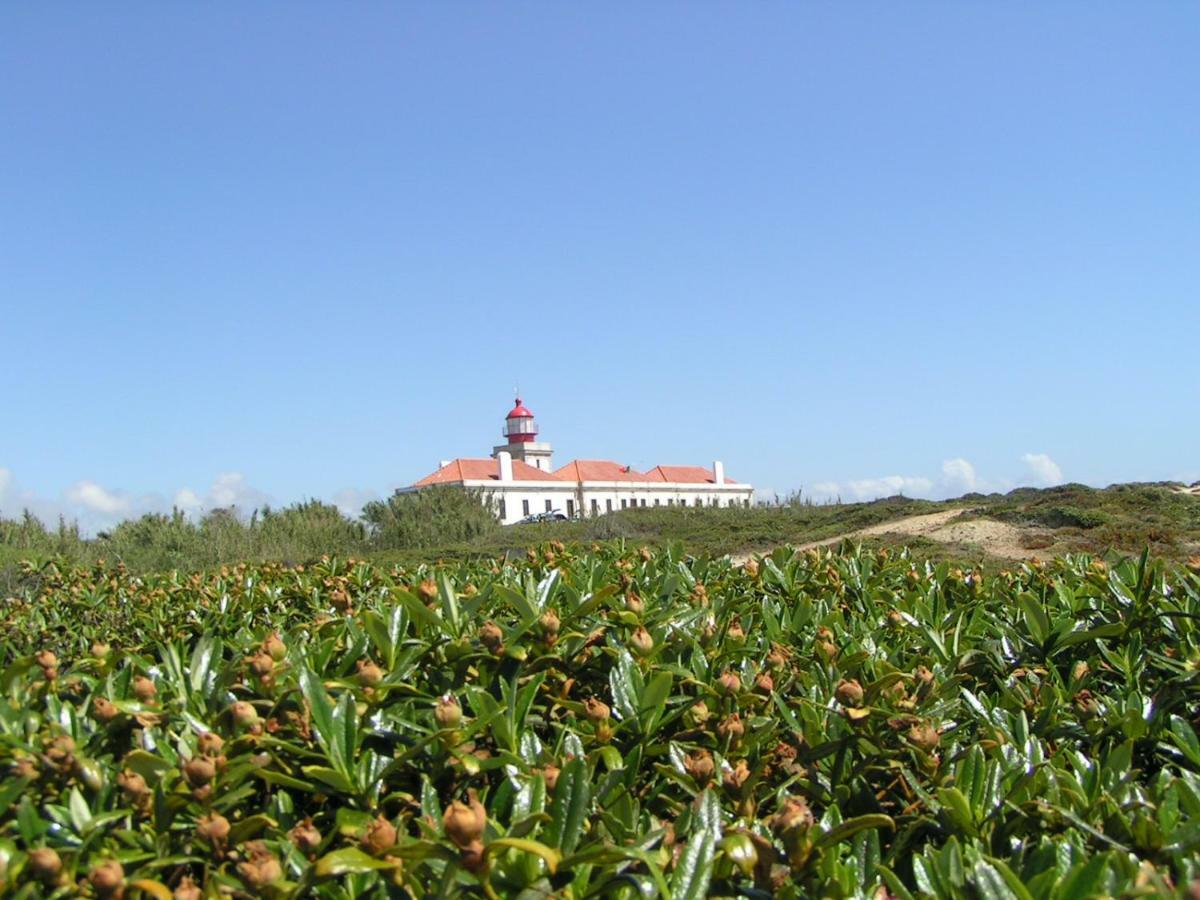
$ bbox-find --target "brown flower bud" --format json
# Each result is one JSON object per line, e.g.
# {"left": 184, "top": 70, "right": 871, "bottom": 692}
{"left": 196, "top": 812, "right": 230, "bottom": 847}
{"left": 197, "top": 731, "right": 225, "bottom": 755}
{"left": 173, "top": 877, "right": 202, "bottom": 900}
{"left": 36, "top": 649, "right": 58, "bottom": 670}
{"left": 540, "top": 763, "right": 561, "bottom": 791}
{"left": 754, "top": 672, "right": 775, "bottom": 694}
{"left": 835, "top": 679, "right": 864, "bottom": 707}
{"left": 117, "top": 769, "right": 149, "bottom": 800}
{"left": 290, "top": 817, "right": 322, "bottom": 853}
{"left": 237, "top": 842, "right": 282, "bottom": 888}
{"left": 89, "top": 859, "right": 125, "bottom": 898}
{"left": 133, "top": 676, "right": 157, "bottom": 703}
{"left": 583, "top": 698, "right": 610, "bottom": 722}
{"left": 357, "top": 660, "right": 384, "bottom": 687}
{"left": 770, "top": 796, "right": 814, "bottom": 836}
{"left": 435, "top": 694, "right": 462, "bottom": 728}
{"left": 247, "top": 653, "right": 275, "bottom": 677}
{"left": 914, "top": 665, "right": 934, "bottom": 686}
{"left": 624, "top": 592, "right": 644, "bottom": 614}
{"left": 183, "top": 756, "right": 216, "bottom": 788}
{"left": 716, "top": 670, "right": 741, "bottom": 696}
{"left": 479, "top": 621, "right": 504, "bottom": 654}
{"left": 727, "top": 621, "right": 746, "bottom": 644}
{"left": 743, "top": 558, "right": 760, "bottom": 579}
{"left": 443, "top": 792, "right": 487, "bottom": 848}
{"left": 1073, "top": 690, "right": 1100, "bottom": 721}
{"left": 723, "top": 758, "right": 751, "bottom": 793}
{"left": 92, "top": 696, "right": 120, "bottom": 724}
{"left": 766, "top": 645, "right": 788, "bottom": 670}
{"left": 717, "top": 712, "right": 745, "bottom": 742}
{"left": 684, "top": 750, "right": 715, "bottom": 785}
{"left": 629, "top": 626, "right": 654, "bottom": 657}
{"left": 230, "top": 701, "right": 258, "bottom": 728}
{"left": 263, "top": 632, "right": 287, "bottom": 661}
{"left": 539, "top": 609, "right": 561, "bottom": 637}
{"left": 908, "top": 723, "right": 940, "bottom": 752}
{"left": 687, "top": 700, "right": 710, "bottom": 726}
{"left": 417, "top": 579, "right": 438, "bottom": 602}
{"left": 27, "top": 847, "right": 62, "bottom": 883}
{"left": 362, "top": 816, "right": 397, "bottom": 855}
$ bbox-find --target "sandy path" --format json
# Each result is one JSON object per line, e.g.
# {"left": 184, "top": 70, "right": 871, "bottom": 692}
{"left": 731, "top": 507, "right": 1041, "bottom": 564}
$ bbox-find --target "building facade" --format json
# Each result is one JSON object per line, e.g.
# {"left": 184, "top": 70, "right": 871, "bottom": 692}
{"left": 411, "top": 398, "right": 754, "bottom": 524}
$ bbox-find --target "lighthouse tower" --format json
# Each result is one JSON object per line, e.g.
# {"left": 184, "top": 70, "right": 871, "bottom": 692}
{"left": 492, "top": 397, "right": 554, "bottom": 471}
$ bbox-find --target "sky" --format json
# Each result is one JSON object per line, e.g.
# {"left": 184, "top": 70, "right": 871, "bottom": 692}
{"left": 2, "top": 5, "right": 1198, "bottom": 532}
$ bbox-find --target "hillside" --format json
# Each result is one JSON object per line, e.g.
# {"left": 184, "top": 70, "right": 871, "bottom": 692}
{"left": 3, "top": 482, "right": 1198, "bottom": 578}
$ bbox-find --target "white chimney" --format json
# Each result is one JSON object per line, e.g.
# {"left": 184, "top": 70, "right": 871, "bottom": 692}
{"left": 713, "top": 461, "right": 725, "bottom": 486}
{"left": 498, "top": 451, "right": 513, "bottom": 482}
{"left": 439, "top": 460, "right": 451, "bottom": 469}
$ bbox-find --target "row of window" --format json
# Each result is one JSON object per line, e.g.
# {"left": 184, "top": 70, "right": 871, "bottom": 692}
{"left": 500, "top": 495, "right": 750, "bottom": 519}
{"left": 589, "top": 497, "right": 748, "bottom": 512}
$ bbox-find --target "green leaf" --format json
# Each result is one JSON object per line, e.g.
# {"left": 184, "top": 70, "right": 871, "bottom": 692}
{"left": 300, "top": 665, "right": 344, "bottom": 775}
{"left": 638, "top": 671, "right": 672, "bottom": 733}
{"left": 188, "top": 634, "right": 222, "bottom": 695}
{"left": 314, "top": 847, "right": 399, "bottom": 878}
{"left": 610, "top": 650, "right": 643, "bottom": 722}
{"left": 545, "top": 757, "right": 590, "bottom": 855}
{"left": 670, "top": 789, "right": 721, "bottom": 900}
{"left": 1018, "top": 593, "right": 1050, "bottom": 647}
{"left": 485, "top": 837, "right": 561, "bottom": 873}
{"left": 1170, "top": 716, "right": 1200, "bottom": 768}
{"left": 813, "top": 814, "right": 894, "bottom": 849}
{"left": 1053, "top": 853, "right": 1111, "bottom": 900}
{"left": 302, "top": 765, "right": 354, "bottom": 794}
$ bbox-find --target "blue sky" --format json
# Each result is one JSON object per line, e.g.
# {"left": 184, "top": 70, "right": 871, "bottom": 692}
{"left": 2, "top": 5, "right": 1197, "bottom": 530}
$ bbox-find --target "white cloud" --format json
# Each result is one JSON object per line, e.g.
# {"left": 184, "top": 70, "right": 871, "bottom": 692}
{"left": 173, "top": 472, "right": 271, "bottom": 518}
{"left": 331, "top": 487, "right": 381, "bottom": 518}
{"left": 1022, "top": 453, "right": 1063, "bottom": 487}
{"left": 64, "top": 480, "right": 134, "bottom": 516}
{"left": 845, "top": 475, "right": 934, "bottom": 500}
{"left": 941, "top": 458, "right": 978, "bottom": 493}
{"left": 173, "top": 488, "right": 203, "bottom": 515}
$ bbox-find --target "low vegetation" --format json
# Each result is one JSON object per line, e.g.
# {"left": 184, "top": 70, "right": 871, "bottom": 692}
{"left": 2, "top": 542, "right": 1199, "bottom": 896}
{"left": 2, "top": 482, "right": 1198, "bottom": 582}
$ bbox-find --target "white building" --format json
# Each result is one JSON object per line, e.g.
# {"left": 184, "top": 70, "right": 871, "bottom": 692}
{"left": 411, "top": 397, "right": 755, "bottom": 524}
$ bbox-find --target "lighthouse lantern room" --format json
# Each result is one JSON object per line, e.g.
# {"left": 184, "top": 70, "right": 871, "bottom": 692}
{"left": 493, "top": 397, "right": 554, "bottom": 471}
{"left": 503, "top": 399, "right": 538, "bottom": 442}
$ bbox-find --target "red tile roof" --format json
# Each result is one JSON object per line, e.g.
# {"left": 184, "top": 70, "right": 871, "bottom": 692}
{"left": 412, "top": 458, "right": 740, "bottom": 487}
{"left": 554, "top": 460, "right": 645, "bottom": 482}
{"left": 643, "top": 465, "right": 738, "bottom": 485}
{"left": 412, "top": 458, "right": 561, "bottom": 487}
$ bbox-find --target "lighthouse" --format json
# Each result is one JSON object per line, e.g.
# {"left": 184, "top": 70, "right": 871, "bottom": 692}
{"left": 493, "top": 397, "right": 554, "bottom": 471}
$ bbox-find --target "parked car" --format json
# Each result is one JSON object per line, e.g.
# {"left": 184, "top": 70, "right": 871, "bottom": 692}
{"left": 513, "top": 510, "right": 569, "bottom": 525}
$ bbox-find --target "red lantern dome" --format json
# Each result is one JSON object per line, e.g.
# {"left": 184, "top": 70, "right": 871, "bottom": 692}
{"left": 503, "top": 397, "right": 538, "bottom": 443}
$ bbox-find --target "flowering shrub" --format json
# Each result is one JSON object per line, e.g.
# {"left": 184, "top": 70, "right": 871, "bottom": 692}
{"left": 2, "top": 545, "right": 1198, "bottom": 897}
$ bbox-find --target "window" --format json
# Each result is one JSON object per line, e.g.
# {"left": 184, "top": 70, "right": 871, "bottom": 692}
{"left": 744, "top": 499, "right": 750, "bottom": 508}
{"left": 567, "top": 499, "right": 574, "bottom": 517}
{"left": 680, "top": 498, "right": 687, "bottom": 507}
{"left": 499, "top": 500, "right": 507, "bottom": 519}
{"left": 621, "top": 499, "right": 627, "bottom": 509}
{"left": 654, "top": 498, "right": 660, "bottom": 507}
{"left": 606, "top": 499, "right": 613, "bottom": 512}
{"left": 711, "top": 497, "right": 717, "bottom": 507}
{"left": 545, "top": 499, "right": 552, "bottom": 512}
{"left": 640, "top": 498, "right": 647, "bottom": 507}
{"left": 667, "top": 499, "right": 674, "bottom": 506}
{"left": 522, "top": 499, "right": 530, "bottom": 516}
{"left": 591, "top": 499, "right": 599, "bottom": 515}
